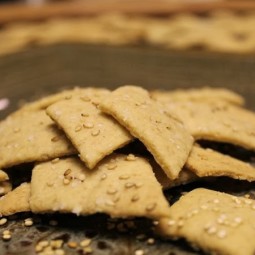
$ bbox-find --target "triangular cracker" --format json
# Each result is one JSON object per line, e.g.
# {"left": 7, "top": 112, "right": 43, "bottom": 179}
{"left": 164, "top": 101, "right": 255, "bottom": 151}
{"left": 0, "top": 110, "right": 76, "bottom": 168}
{"left": 185, "top": 145, "right": 255, "bottom": 181}
{"left": 158, "top": 188, "right": 255, "bottom": 255}
{"left": 30, "top": 155, "right": 170, "bottom": 219}
{"left": 151, "top": 87, "right": 244, "bottom": 106}
{"left": 47, "top": 95, "right": 133, "bottom": 169}
{"left": 100, "top": 86, "right": 193, "bottom": 180}
{"left": 0, "top": 182, "right": 30, "bottom": 216}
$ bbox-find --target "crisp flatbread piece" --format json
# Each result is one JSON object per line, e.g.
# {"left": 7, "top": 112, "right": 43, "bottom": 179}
{"left": 0, "top": 182, "right": 30, "bottom": 216}
{"left": 0, "top": 181, "right": 12, "bottom": 196}
{"left": 13, "top": 87, "right": 110, "bottom": 115}
{"left": 30, "top": 155, "right": 170, "bottom": 219}
{"left": 158, "top": 188, "right": 255, "bottom": 255}
{"left": 185, "top": 146, "right": 255, "bottom": 181}
{"left": 47, "top": 95, "right": 133, "bottom": 169}
{"left": 0, "top": 110, "right": 76, "bottom": 169}
{"left": 151, "top": 87, "right": 244, "bottom": 106}
{"left": 164, "top": 101, "right": 255, "bottom": 151}
{"left": 0, "top": 170, "right": 9, "bottom": 182}
{"left": 100, "top": 86, "right": 193, "bottom": 180}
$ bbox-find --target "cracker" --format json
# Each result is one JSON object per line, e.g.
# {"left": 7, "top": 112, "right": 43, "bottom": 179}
{"left": 164, "top": 101, "right": 255, "bottom": 151}
{"left": 0, "top": 110, "right": 76, "bottom": 168}
{"left": 30, "top": 154, "right": 170, "bottom": 219}
{"left": 14, "top": 87, "right": 109, "bottom": 116}
{"left": 151, "top": 87, "right": 244, "bottom": 106}
{"left": 100, "top": 86, "right": 193, "bottom": 180}
{"left": 150, "top": 160, "right": 198, "bottom": 190}
{"left": 47, "top": 95, "right": 133, "bottom": 169}
{"left": 158, "top": 188, "right": 255, "bottom": 255}
{"left": 0, "top": 182, "right": 30, "bottom": 216}
{"left": 185, "top": 145, "right": 255, "bottom": 181}
{"left": 0, "top": 170, "right": 9, "bottom": 182}
{"left": 0, "top": 181, "right": 12, "bottom": 196}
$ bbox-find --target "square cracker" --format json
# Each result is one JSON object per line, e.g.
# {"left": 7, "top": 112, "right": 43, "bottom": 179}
{"left": 30, "top": 154, "right": 170, "bottom": 219}
{"left": 0, "top": 110, "right": 76, "bottom": 169}
{"left": 158, "top": 188, "right": 255, "bottom": 255}
{"left": 151, "top": 87, "right": 244, "bottom": 106}
{"left": 164, "top": 101, "right": 255, "bottom": 151}
{"left": 0, "top": 182, "right": 30, "bottom": 216}
{"left": 100, "top": 86, "right": 194, "bottom": 180}
{"left": 185, "top": 145, "right": 255, "bottom": 181}
{"left": 47, "top": 95, "right": 133, "bottom": 169}
{"left": 13, "top": 87, "right": 110, "bottom": 115}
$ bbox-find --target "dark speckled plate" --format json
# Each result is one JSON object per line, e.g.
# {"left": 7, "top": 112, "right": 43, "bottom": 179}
{"left": 0, "top": 44, "right": 255, "bottom": 255}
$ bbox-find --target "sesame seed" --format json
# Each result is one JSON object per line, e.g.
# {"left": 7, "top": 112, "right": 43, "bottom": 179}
{"left": 217, "top": 229, "right": 227, "bottom": 238}
{"left": 131, "top": 194, "right": 139, "bottom": 202}
{"left": 177, "top": 220, "right": 184, "bottom": 228}
{"left": 135, "top": 182, "right": 143, "bottom": 188}
{"left": 51, "top": 240, "right": 63, "bottom": 249}
{"left": 245, "top": 199, "right": 252, "bottom": 205}
{"left": 107, "top": 163, "right": 117, "bottom": 170}
{"left": 38, "top": 240, "right": 49, "bottom": 247}
{"left": 63, "top": 178, "right": 71, "bottom": 185}
{"left": 51, "top": 158, "right": 60, "bottom": 164}
{"left": 13, "top": 128, "right": 20, "bottom": 133}
{"left": 91, "top": 129, "right": 100, "bottom": 136}
{"left": 55, "top": 249, "right": 65, "bottom": 255}
{"left": 83, "top": 122, "right": 94, "bottom": 129}
{"left": 80, "top": 239, "right": 92, "bottom": 247}
{"left": 119, "top": 174, "right": 130, "bottom": 180}
{"left": 146, "top": 202, "right": 157, "bottom": 212}
{"left": 81, "top": 113, "right": 89, "bottom": 117}
{"left": 3, "top": 230, "right": 10, "bottom": 235}
{"left": 252, "top": 204, "right": 255, "bottom": 210}
{"left": 78, "top": 174, "right": 86, "bottom": 182}
{"left": 200, "top": 205, "right": 208, "bottom": 210}
{"left": 147, "top": 238, "right": 155, "bottom": 244}
{"left": 80, "top": 96, "right": 91, "bottom": 102}
{"left": 35, "top": 244, "right": 43, "bottom": 252}
{"left": 153, "top": 221, "right": 159, "bottom": 226}
{"left": 100, "top": 173, "right": 107, "bottom": 180}
{"left": 207, "top": 226, "right": 217, "bottom": 235}
{"left": 83, "top": 246, "right": 93, "bottom": 254}
{"left": 126, "top": 154, "right": 136, "bottom": 161}
{"left": 0, "top": 218, "right": 7, "bottom": 226}
{"left": 167, "top": 219, "right": 176, "bottom": 226}
{"left": 125, "top": 182, "right": 135, "bottom": 188}
{"left": 135, "top": 249, "right": 144, "bottom": 255}
{"left": 64, "top": 168, "right": 72, "bottom": 176}
{"left": 213, "top": 199, "right": 219, "bottom": 204}
{"left": 2, "top": 234, "right": 11, "bottom": 240}
{"left": 107, "top": 187, "right": 118, "bottom": 195}
{"left": 75, "top": 125, "right": 82, "bottom": 132}
{"left": 51, "top": 136, "right": 60, "bottom": 142}
{"left": 234, "top": 217, "right": 243, "bottom": 224}
{"left": 67, "top": 241, "right": 78, "bottom": 248}
{"left": 24, "top": 218, "right": 33, "bottom": 226}
{"left": 105, "top": 200, "right": 115, "bottom": 207}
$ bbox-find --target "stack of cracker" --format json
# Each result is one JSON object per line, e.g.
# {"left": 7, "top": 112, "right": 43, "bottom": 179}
{"left": 1, "top": 85, "right": 255, "bottom": 255}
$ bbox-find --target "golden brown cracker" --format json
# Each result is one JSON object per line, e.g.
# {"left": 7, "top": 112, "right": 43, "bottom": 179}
{"left": 0, "top": 183, "right": 30, "bottom": 216}
{"left": 164, "top": 101, "right": 255, "bottom": 151}
{"left": 151, "top": 87, "right": 244, "bottom": 106}
{"left": 30, "top": 155, "right": 170, "bottom": 219}
{"left": 0, "top": 110, "right": 76, "bottom": 168}
{"left": 14, "top": 87, "right": 109, "bottom": 115}
{"left": 186, "top": 145, "right": 255, "bottom": 181}
{"left": 47, "top": 95, "right": 133, "bottom": 169}
{"left": 158, "top": 188, "right": 255, "bottom": 255}
{"left": 100, "top": 86, "right": 193, "bottom": 180}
